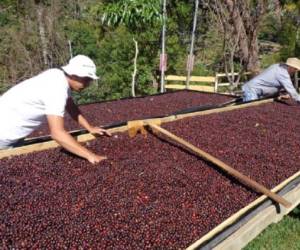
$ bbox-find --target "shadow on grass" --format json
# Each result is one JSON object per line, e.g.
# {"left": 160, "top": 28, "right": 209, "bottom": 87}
{"left": 289, "top": 205, "right": 300, "bottom": 219}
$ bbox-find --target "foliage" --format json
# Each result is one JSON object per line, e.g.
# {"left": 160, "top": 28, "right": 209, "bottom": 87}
{"left": 0, "top": 0, "right": 299, "bottom": 102}
{"left": 260, "top": 52, "right": 282, "bottom": 68}
{"left": 98, "top": 26, "right": 135, "bottom": 99}
{"left": 64, "top": 19, "right": 103, "bottom": 59}
{"left": 278, "top": 1, "right": 300, "bottom": 59}
{"left": 101, "top": 0, "right": 162, "bottom": 28}
{"left": 96, "top": 26, "right": 159, "bottom": 99}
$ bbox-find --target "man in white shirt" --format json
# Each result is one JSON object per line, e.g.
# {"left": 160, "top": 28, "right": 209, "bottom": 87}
{"left": 0, "top": 55, "right": 111, "bottom": 164}
{"left": 242, "top": 58, "right": 300, "bottom": 102}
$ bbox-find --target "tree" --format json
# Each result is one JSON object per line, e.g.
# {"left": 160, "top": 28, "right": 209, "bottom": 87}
{"left": 206, "top": 0, "right": 269, "bottom": 74}
{"left": 0, "top": 0, "right": 70, "bottom": 87}
{"left": 101, "top": 0, "right": 162, "bottom": 97}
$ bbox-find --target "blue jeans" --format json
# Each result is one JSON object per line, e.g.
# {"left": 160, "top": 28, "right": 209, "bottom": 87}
{"left": 242, "top": 85, "right": 259, "bottom": 102}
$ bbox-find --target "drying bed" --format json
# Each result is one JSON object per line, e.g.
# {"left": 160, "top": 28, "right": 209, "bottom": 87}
{"left": 30, "top": 90, "right": 232, "bottom": 137}
{"left": 1, "top": 101, "right": 300, "bottom": 249}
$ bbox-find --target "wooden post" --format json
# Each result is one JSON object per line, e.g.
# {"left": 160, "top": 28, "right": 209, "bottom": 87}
{"left": 214, "top": 73, "right": 219, "bottom": 92}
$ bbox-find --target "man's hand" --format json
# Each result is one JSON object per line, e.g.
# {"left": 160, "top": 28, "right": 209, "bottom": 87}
{"left": 47, "top": 115, "right": 108, "bottom": 165}
{"left": 88, "top": 126, "right": 112, "bottom": 137}
{"left": 66, "top": 98, "right": 112, "bottom": 137}
{"left": 278, "top": 94, "right": 290, "bottom": 100}
{"left": 87, "top": 153, "right": 107, "bottom": 165}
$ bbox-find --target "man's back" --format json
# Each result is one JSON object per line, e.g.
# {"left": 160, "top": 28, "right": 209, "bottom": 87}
{"left": 0, "top": 69, "right": 70, "bottom": 143}
{"left": 242, "top": 63, "right": 300, "bottom": 101}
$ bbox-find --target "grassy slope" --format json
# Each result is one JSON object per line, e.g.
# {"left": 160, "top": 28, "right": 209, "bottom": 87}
{"left": 244, "top": 207, "right": 300, "bottom": 250}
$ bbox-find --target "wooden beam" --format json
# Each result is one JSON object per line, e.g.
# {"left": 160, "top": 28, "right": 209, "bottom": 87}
{"left": 175, "top": 98, "right": 274, "bottom": 120}
{"left": 0, "top": 116, "right": 175, "bottom": 159}
{"left": 0, "top": 98, "right": 273, "bottom": 159}
{"left": 165, "top": 84, "right": 215, "bottom": 92}
{"left": 165, "top": 75, "right": 215, "bottom": 82}
{"left": 216, "top": 72, "right": 251, "bottom": 78}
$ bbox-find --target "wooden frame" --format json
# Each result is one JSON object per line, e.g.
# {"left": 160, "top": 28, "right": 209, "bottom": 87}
{"left": 2, "top": 97, "right": 292, "bottom": 249}
{"left": 165, "top": 75, "right": 216, "bottom": 93}
{"left": 164, "top": 72, "right": 251, "bottom": 93}
{"left": 165, "top": 84, "right": 215, "bottom": 92}
{"left": 214, "top": 72, "right": 251, "bottom": 92}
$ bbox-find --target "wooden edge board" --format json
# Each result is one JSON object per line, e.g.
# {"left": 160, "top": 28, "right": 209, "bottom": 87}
{"left": 0, "top": 116, "right": 175, "bottom": 159}
{"left": 165, "top": 84, "right": 215, "bottom": 92}
{"left": 0, "top": 99, "right": 273, "bottom": 159}
{"left": 216, "top": 72, "right": 251, "bottom": 77}
{"left": 165, "top": 75, "right": 216, "bottom": 82}
{"left": 0, "top": 98, "right": 273, "bottom": 160}
{"left": 176, "top": 98, "right": 274, "bottom": 120}
{"left": 186, "top": 169, "right": 300, "bottom": 250}
{"left": 0, "top": 140, "right": 61, "bottom": 159}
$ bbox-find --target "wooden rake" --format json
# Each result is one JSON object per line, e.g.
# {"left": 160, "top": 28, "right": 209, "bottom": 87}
{"left": 127, "top": 119, "right": 291, "bottom": 208}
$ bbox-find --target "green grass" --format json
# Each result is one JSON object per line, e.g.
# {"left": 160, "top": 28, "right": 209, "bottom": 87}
{"left": 244, "top": 206, "right": 300, "bottom": 250}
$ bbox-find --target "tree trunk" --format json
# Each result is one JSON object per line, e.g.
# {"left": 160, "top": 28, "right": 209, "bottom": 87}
{"left": 186, "top": 0, "right": 199, "bottom": 89}
{"left": 247, "top": 29, "right": 260, "bottom": 75}
{"left": 160, "top": 0, "right": 167, "bottom": 93}
{"left": 131, "top": 38, "right": 138, "bottom": 97}
{"left": 222, "top": 0, "right": 267, "bottom": 73}
{"left": 273, "top": 0, "right": 282, "bottom": 25}
{"left": 36, "top": 5, "right": 49, "bottom": 67}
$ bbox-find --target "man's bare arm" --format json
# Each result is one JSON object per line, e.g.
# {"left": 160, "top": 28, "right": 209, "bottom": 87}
{"left": 66, "top": 98, "right": 111, "bottom": 136}
{"left": 47, "top": 115, "right": 106, "bottom": 164}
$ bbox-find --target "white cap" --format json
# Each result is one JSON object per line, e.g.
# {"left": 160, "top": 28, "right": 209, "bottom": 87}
{"left": 62, "top": 55, "right": 99, "bottom": 80}
{"left": 286, "top": 58, "right": 300, "bottom": 71}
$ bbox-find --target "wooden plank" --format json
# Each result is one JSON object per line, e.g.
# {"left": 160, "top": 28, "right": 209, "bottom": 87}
{"left": 189, "top": 76, "right": 216, "bottom": 82}
{"left": 216, "top": 72, "right": 251, "bottom": 77}
{"left": 189, "top": 85, "right": 214, "bottom": 92}
{"left": 176, "top": 98, "right": 274, "bottom": 120}
{"left": 217, "top": 83, "right": 231, "bottom": 87}
{"left": 0, "top": 140, "right": 61, "bottom": 159}
{"left": 165, "top": 84, "right": 215, "bottom": 92}
{"left": 0, "top": 116, "right": 176, "bottom": 159}
{"left": 0, "top": 99, "right": 273, "bottom": 159}
{"left": 165, "top": 84, "right": 186, "bottom": 89}
{"left": 165, "top": 75, "right": 215, "bottom": 82}
{"left": 186, "top": 167, "right": 300, "bottom": 250}
{"left": 165, "top": 75, "right": 187, "bottom": 81}
{"left": 0, "top": 129, "right": 106, "bottom": 159}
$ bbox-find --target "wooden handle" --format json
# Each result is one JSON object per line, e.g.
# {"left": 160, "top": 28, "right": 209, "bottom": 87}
{"left": 149, "top": 124, "right": 291, "bottom": 208}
